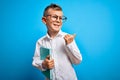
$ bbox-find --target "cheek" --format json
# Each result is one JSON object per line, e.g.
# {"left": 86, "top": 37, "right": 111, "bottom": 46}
{"left": 46, "top": 21, "right": 53, "bottom": 26}
{"left": 59, "top": 23, "right": 63, "bottom": 27}
{"left": 60, "top": 23, "right": 62, "bottom": 26}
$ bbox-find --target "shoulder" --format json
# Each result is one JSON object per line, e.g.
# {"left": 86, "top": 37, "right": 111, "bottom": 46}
{"left": 61, "top": 31, "right": 72, "bottom": 37}
{"left": 61, "top": 31, "right": 68, "bottom": 36}
{"left": 36, "top": 35, "right": 47, "bottom": 45}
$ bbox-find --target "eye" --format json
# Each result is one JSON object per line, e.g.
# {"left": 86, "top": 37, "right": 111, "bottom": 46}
{"left": 52, "top": 15, "right": 58, "bottom": 19}
{"left": 59, "top": 17, "right": 62, "bottom": 20}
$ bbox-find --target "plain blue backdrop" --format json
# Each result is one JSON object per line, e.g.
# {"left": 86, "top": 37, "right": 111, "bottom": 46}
{"left": 0, "top": 0, "right": 120, "bottom": 80}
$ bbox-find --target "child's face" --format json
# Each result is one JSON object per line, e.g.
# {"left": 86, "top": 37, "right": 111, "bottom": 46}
{"left": 43, "top": 8, "right": 63, "bottom": 32}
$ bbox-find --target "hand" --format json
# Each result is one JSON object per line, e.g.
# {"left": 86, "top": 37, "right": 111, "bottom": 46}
{"left": 42, "top": 55, "right": 54, "bottom": 69}
{"left": 64, "top": 34, "right": 76, "bottom": 45}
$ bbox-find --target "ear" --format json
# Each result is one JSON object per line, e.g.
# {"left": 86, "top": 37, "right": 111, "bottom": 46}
{"left": 42, "top": 17, "right": 47, "bottom": 24}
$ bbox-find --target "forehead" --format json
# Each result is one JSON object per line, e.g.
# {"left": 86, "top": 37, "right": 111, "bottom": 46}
{"left": 47, "top": 8, "right": 63, "bottom": 16}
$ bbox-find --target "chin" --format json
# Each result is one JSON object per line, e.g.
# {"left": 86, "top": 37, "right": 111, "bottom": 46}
{"left": 53, "top": 29, "right": 60, "bottom": 32}
{"left": 53, "top": 28, "right": 61, "bottom": 31}
{"left": 54, "top": 30, "right": 60, "bottom": 32}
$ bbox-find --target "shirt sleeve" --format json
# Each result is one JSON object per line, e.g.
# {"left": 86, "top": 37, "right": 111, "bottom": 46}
{"left": 32, "top": 42, "right": 46, "bottom": 71}
{"left": 65, "top": 40, "right": 82, "bottom": 64}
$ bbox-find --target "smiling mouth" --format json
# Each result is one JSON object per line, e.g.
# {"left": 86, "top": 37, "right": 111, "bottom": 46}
{"left": 54, "top": 24, "right": 60, "bottom": 27}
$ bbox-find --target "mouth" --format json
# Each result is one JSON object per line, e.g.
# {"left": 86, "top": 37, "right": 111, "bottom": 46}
{"left": 53, "top": 24, "right": 60, "bottom": 28}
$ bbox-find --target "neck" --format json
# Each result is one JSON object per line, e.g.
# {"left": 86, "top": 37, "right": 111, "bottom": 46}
{"left": 48, "top": 30, "right": 59, "bottom": 39}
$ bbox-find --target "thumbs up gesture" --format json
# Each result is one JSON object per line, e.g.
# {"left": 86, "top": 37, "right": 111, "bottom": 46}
{"left": 64, "top": 34, "right": 76, "bottom": 45}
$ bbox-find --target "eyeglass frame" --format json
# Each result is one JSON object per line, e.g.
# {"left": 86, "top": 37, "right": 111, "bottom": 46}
{"left": 45, "top": 14, "right": 67, "bottom": 22}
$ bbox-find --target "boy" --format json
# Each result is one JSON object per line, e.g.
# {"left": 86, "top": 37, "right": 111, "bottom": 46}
{"left": 32, "top": 3, "right": 82, "bottom": 80}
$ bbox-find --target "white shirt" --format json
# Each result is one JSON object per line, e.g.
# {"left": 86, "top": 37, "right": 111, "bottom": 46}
{"left": 32, "top": 30, "right": 82, "bottom": 80}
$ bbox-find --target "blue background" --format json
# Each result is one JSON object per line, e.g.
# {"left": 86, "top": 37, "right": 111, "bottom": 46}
{"left": 0, "top": 0, "right": 120, "bottom": 80}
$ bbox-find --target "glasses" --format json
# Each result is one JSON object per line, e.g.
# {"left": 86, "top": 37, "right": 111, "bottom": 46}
{"left": 46, "top": 15, "right": 67, "bottom": 22}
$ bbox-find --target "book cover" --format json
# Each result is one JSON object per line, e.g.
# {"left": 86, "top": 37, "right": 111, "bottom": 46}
{"left": 40, "top": 46, "right": 52, "bottom": 80}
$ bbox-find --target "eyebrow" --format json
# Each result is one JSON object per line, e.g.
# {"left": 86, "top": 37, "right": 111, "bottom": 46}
{"left": 48, "top": 14, "right": 63, "bottom": 16}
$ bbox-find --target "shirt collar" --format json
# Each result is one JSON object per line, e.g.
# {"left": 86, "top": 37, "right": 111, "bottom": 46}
{"left": 46, "top": 30, "right": 64, "bottom": 40}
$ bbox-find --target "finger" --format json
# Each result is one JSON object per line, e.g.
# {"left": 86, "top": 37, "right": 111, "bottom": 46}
{"left": 64, "top": 35, "right": 70, "bottom": 41}
{"left": 64, "top": 34, "right": 70, "bottom": 38}
{"left": 46, "top": 55, "right": 50, "bottom": 59}
{"left": 45, "top": 58, "right": 51, "bottom": 63}
{"left": 72, "top": 34, "right": 76, "bottom": 38}
{"left": 50, "top": 63, "right": 54, "bottom": 68}
{"left": 48, "top": 63, "right": 54, "bottom": 69}
{"left": 66, "top": 34, "right": 76, "bottom": 38}
{"left": 66, "top": 35, "right": 73, "bottom": 40}
{"left": 48, "top": 62, "right": 54, "bottom": 66}
{"left": 49, "top": 60, "right": 54, "bottom": 64}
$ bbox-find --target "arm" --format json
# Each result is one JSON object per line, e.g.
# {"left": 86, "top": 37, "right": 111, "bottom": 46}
{"left": 32, "top": 42, "right": 46, "bottom": 71}
{"left": 32, "top": 42, "right": 54, "bottom": 70}
{"left": 64, "top": 34, "right": 82, "bottom": 64}
{"left": 65, "top": 40, "right": 82, "bottom": 64}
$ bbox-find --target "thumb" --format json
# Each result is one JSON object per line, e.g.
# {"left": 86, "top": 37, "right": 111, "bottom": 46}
{"left": 46, "top": 55, "right": 50, "bottom": 60}
{"left": 72, "top": 34, "right": 76, "bottom": 38}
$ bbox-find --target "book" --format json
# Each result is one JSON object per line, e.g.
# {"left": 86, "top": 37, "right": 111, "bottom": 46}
{"left": 40, "top": 46, "right": 52, "bottom": 80}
